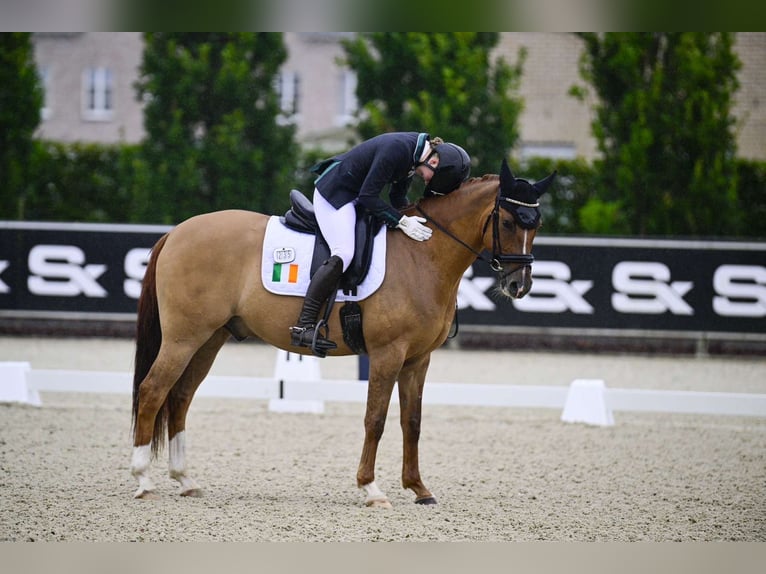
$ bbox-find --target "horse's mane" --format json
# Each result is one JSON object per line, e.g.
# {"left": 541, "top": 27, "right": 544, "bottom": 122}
{"left": 457, "top": 173, "right": 498, "bottom": 193}
{"left": 464, "top": 173, "right": 498, "bottom": 186}
{"left": 413, "top": 173, "right": 498, "bottom": 216}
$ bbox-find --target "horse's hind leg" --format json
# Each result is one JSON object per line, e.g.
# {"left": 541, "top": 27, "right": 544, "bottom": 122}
{"left": 166, "top": 329, "right": 230, "bottom": 497}
{"left": 398, "top": 353, "right": 436, "bottom": 505}
{"left": 131, "top": 339, "right": 202, "bottom": 499}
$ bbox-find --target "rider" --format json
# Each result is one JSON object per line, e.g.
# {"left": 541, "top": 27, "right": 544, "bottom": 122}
{"left": 289, "top": 131, "right": 471, "bottom": 355}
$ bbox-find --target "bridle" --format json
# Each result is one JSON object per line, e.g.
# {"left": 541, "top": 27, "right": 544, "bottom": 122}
{"left": 415, "top": 185, "right": 537, "bottom": 274}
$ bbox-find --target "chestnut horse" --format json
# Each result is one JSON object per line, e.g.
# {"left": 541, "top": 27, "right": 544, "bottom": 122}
{"left": 130, "top": 160, "right": 555, "bottom": 507}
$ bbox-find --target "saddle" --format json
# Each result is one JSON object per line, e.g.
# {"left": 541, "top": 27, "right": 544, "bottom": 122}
{"left": 281, "top": 190, "right": 383, "bottom": 297}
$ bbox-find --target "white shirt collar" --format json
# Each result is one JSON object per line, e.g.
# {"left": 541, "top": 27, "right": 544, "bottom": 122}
{"left": 418, "top": 140, "right": 432, "bottom": 163}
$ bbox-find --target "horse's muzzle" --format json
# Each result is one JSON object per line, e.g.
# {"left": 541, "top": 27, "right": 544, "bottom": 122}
{"left": 500, "top": 264, "right": 533, "bottom": 299}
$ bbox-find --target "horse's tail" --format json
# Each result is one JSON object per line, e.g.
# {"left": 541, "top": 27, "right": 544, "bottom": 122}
{"left": 131, "top": 233, "right": 169, "bottom": 456}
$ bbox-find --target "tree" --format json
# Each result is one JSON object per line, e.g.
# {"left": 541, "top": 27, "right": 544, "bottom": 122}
{"left": 134, "top": 33, "right": 298, "bottom": 224}
{"left": 0, "top": 33, "right": 43, "bottom": 219}
{"left": 571, "top": 33, "right": 742, "bottom": 236}
{"left": 342, "top": 33, "right": 524, "bottom": 175}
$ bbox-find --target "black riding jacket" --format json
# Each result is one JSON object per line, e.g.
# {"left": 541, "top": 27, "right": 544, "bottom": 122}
{"left": 312, "top": 132, "right": 427, "bottom": 228}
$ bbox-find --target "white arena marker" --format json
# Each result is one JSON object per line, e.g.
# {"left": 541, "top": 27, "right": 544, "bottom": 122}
{"left": 0, "top": 362, "right": 42, "bottom": 406}
{"left": 561, "top": 379, "right": 614, "bottom": 426}
{"left": 273, "top": 349, "right": 321, "bottom": 382}
{"left": 269, "top": 349, "right": 324, "bottom": 413}
{"left": 268, "top": 397, "right": 325, "bottom": 414}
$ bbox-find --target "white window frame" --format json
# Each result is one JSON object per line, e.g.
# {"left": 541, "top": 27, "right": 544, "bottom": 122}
{"left": 39, "top": 67, "right": 52, "bottom": 120}
{"left": 81, "top": 67, "right": 114, "bottom": 122}
{"left": 335, "top": 70, "right": 358, "bottom": 126}
{"left": 276, "top": 70, "right": 301, "bottom": 121}
{"left": 519, "top": 142, "right": 576, "bottom": 161}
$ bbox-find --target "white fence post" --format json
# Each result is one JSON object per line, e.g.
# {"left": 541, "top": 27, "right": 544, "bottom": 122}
{"left": 268, "top": 350, "right": 324, "bottom": 414}
{"left": 0, "top": 362, "right": 41, "bottom": 406}
{"left": 561, "top": 379, "right": 614, "bottom": 426}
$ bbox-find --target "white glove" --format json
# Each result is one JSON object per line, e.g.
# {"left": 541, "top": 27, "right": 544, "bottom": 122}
{"left": 397, "top": 215, "right": 432, "bottom": 241}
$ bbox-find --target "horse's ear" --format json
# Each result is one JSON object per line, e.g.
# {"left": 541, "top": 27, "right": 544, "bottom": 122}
{"left": 500, "top": 158, "right": 514, "bottom": 191}
{"left": 533, "top": 171, "right": 557, "bottom": 197}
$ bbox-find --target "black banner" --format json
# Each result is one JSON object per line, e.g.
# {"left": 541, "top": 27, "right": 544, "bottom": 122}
{"left": 459, "top": 237, "right": 766, "bottom": 335}
{"left": 0, "top": 222, "right": 168, "bottom": 317}
{"left": 1, "top": 222, "right": 765, "bottom": 336}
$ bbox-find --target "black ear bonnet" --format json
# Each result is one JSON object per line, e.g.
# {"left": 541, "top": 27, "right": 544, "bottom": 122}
{"left": 498, "top": 159, "right": 556, "bottom": 229}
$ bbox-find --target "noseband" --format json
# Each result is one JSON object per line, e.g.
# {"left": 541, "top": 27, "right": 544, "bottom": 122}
{"left": 415, "top": 186, "right": 536, "bottom": 274}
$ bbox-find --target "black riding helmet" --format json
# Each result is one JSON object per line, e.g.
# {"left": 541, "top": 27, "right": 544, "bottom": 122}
{"left": 423, "top": 142, "right": 471, "bottom": 197}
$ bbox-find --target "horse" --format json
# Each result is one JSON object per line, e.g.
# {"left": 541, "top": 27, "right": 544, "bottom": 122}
{"left": 130, "top": 159, "right": 555, "bottom": 507}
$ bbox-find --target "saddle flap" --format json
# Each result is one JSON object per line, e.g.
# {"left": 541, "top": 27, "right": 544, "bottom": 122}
{"left": 340, "top": 207, "right": 383, "bottom": 293}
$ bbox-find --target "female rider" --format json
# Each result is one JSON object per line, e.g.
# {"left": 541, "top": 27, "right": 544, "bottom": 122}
{"left": 289, "top": 131, "right": 471, "bottom": 355}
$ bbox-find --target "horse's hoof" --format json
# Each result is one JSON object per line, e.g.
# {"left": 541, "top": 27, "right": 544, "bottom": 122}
{"left": 180, "top": 488, "right": 203, "bottom": 498}
{"left": 134, "top": 490, "right": 160, "bottom": 500}
{"left": 415, "top": 496, "right": 437, "bottom": 505}
{"left": 365, "top": 498, "right": 393, "bottom": 509}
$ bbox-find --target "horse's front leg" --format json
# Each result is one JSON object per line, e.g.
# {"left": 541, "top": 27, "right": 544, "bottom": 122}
{"left": 357, "top": 356, "right": 400, "bottom": 509}
{"left": 398, "top": 353, "right": 436, "bottom": 505}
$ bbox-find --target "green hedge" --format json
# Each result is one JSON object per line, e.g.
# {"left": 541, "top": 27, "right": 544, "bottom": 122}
{"left": 736, "top": 159, "right": 766, "bottom": 239}
{"left": 16, "top": 140, "right": 141, "bottom": 223}
{"left": 6, "top": 140, "right": 766, "bottom": 239}
{"left": 513, "top": 156, "right": 766, "bottom": 239}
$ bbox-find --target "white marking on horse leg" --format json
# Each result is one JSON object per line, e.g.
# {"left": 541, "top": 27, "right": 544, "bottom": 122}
{"left": 168, "top": 431, "right": 200, "bottom": 495}
{"left": 361, "top": 481, "right": 391, "bottom": 508}
{"left": 130, "top": 444, "right": 157, "bottom": 498}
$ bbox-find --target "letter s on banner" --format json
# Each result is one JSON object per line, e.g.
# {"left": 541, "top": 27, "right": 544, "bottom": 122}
{"left": 713, "top": 265, "right": 766, "bottom": 318}
{"left": 124, "top": 248, "right": 152, "bottom": 299}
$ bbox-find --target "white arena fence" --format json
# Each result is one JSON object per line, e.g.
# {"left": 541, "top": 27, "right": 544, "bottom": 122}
{"left": 3, "top": 352, "right": 765, "bottom": 426}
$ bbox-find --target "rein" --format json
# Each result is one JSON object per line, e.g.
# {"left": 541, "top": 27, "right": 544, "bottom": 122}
{"left": 415, "top": 187, "right": 535, "bottom": 273}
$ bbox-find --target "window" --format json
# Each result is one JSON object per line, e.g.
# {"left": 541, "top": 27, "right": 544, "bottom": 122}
{"left": 519, "top": 142, "right": 576, "bottom": 161}
{"left": 82, "top": 67, "right": 114, "bottom": 121}
{"left": 335, "top": 70, "right": 357, "bottom": 126}
{"left": 277, "top": 71, "right": 300, "bottom": 118}
{"left": 39, "top": 67, "right": 51, "bottom": 120}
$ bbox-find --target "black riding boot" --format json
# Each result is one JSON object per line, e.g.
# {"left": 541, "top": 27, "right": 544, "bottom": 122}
{"left": 289, "top": 255, "right": 343, "bottom": 357}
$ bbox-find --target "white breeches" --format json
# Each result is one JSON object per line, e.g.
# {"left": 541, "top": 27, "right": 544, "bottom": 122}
{"left": 313, "top": 188, "right": 355, "bottom": 272}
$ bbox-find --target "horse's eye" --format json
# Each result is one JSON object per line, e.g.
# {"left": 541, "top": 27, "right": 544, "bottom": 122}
{"left": 502, "top": 219, "right": 515, "bottom": 230}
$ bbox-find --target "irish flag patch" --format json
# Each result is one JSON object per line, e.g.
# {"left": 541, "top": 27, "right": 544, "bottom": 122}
{"left": 272, "top": 262, "right": 299, "bottom": 283}
{"left": 271, "top": 247, "right": 299, "bottom": 283}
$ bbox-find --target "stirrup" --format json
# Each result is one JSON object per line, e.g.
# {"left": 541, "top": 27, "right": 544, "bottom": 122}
{"left": 289, "top": 321, "right": 337, "bottom": 358}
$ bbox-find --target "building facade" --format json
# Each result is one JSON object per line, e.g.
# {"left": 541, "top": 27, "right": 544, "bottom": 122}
{"left": 32, "top": 32, "right": 766, "bottom": 161}
{"left": 33, "top": 32, "right": 145, "bottom": 144}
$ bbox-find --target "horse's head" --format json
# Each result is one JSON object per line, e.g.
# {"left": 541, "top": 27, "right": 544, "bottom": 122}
{"left": 489, "top": 159, "right": 556, "bottom": 299}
